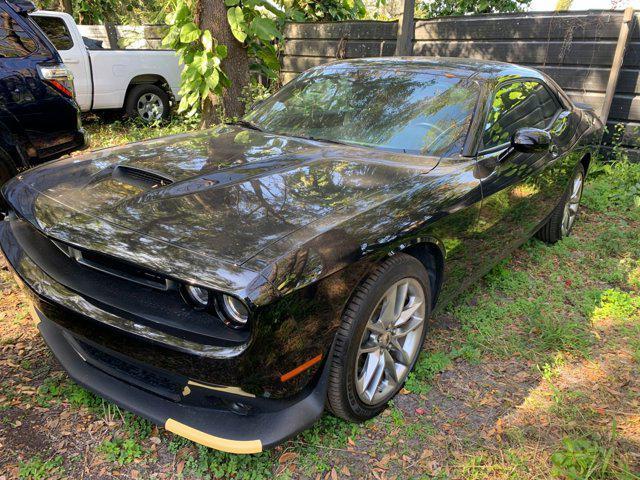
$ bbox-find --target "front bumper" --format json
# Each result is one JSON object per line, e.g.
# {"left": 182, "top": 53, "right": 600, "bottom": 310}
{"left": 32, "top": 309, "right": 328, "bottom": 453}
{"left": 0, "top": 216, "right": 332, "bottom": 452}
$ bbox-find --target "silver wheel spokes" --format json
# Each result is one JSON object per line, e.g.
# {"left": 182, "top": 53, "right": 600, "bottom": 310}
{"left": 561, "top": 171, "right": 584, "bottom": 236}
{"left": 355, "top": 278, "right": 426, "bottom": 405}
{"left": 137, "top": 93, "right": 164, "bottom": 122}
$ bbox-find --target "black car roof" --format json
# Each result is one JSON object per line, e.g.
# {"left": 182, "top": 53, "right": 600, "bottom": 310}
{"left": 317, "top": 56, "right": 546, "bottom": 83}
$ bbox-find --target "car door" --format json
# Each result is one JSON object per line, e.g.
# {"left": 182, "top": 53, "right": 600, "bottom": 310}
{"left": 30, "top": 14, "right": 92, "bottom": 111}
{"left": 473, "top": 79, "right": 576, "bottom": 263}
{"left": 0, "top": 5, "right": 41, "bottom": 149}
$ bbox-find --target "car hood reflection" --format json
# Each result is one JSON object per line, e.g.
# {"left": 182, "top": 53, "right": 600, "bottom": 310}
{"left": 7, "top": 125, "right": 440, "bottom": 266}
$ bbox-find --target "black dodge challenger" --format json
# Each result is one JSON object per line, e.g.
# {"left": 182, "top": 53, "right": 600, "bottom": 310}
{"left": 0, "top": 58, "right": 602, "bottom": 453}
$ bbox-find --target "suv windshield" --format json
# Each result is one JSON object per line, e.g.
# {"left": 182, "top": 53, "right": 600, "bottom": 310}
{"left": 245, "top": 65, "right": 479, "bottom": 156}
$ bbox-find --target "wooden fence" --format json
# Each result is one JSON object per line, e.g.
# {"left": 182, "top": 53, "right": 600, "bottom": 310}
{"left": 76, "top": 24, "right": 167, "bottom": 49}
{"left": 282, "top": 11, "right": 640, "bottom": 158}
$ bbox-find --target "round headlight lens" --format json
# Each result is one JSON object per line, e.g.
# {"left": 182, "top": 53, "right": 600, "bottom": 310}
{"left": 221, "top": 294, "right": 249, "bottom": 327}
{"left": 184, "top": 285, "right": 210, "bottom": 309}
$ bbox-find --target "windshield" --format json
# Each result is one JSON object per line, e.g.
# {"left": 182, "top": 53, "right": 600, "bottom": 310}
{"left": 245, "top": 65, "right": 480, "bottom": 156}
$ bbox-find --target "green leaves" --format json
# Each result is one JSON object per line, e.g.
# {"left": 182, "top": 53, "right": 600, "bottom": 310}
{"left": 201, "top": 30, "right": 213, "bottom": 52}
{"left": 179, "top": 22, "right": 200, "bottom": 43}
{"left": 227, "top": 6, "right": 247, "bottom": 42}
{"left": 286, "top": 0, "right": 368, "bottom": 21}
{"left": 165, "top": 0, "right": 368, "bottom": 118}
{"left": 417, "top": 0, "right": 531, "bottom": 18}
{"left": 226, "top": 2, "right": 284, "bottom": 84}
{"left": 249, "top": 16, "right": 281, "bottom": 42}
{"left": 164, "top": 1, "right": 228, "bottom": 118}
{"left": 166, "top": 2, "right": 190, "bottom": 26}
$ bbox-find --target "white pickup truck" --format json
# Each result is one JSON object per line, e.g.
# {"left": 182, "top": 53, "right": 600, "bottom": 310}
{"left": 30, "top": 11, "right": 181, "bottom": 123}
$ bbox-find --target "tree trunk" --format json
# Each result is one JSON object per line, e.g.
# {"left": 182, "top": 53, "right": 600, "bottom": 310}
{"left": 59, "top": 0, "right": 72, "bottom": 15}
{"left": 196, "top": 0, "right": 250, "bottom": 126}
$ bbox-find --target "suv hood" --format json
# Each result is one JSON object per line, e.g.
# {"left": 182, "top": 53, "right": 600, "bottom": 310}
{"left": 5, "top": 126, "right": 439, "bottom": 267}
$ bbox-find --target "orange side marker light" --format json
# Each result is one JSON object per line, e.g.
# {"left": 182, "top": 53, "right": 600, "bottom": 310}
{"left": 280, "top": 354, "right": 323, "bottom": 382}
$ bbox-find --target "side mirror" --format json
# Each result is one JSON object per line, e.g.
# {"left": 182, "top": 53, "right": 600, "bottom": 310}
{"left": 511, "top": 128, "right": 551, "bottom": 153}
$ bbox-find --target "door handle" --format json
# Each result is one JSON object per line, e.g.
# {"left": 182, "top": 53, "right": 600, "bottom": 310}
{"left": 549, "top": 144, "right": 559, "bottom": 158}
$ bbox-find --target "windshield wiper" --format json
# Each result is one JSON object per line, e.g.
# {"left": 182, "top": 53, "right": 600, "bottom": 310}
{"left": 232, "top": 120, "right": 264, "bottom": 132}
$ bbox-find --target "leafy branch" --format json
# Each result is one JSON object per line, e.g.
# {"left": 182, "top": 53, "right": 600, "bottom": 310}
{"left": 164, "top": 0, "right": 368, "bottom": 119}
{"left": 163, "top": 1, "right": 230, "bottom": 117}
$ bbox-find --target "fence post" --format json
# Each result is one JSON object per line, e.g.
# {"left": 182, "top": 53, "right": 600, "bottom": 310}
{"left": 105, "top": 22, "right": 120, "bottom": 50}
{"left": 394, "top": 0, "right": 415, "bottom": 56}
{"left": 600, "top": 7, "right": 634, "bottom": 123}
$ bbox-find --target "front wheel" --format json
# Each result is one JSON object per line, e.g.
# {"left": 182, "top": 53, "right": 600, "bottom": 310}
{"left": 326, "top": 253, "right": 431, "bottom": 422}
{"left": 125, "top": 84, "right": 171, "bottom": 123}
{"left": 536, "top": 163, "right": 585, "bottom": 243}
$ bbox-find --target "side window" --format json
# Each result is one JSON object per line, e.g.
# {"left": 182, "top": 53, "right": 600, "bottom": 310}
{"left": 482, "top": 81, "right": 561, "bottom": 150}
{"left": 31, "top": 16, "right": 74, "bottom": 51}
{"left": 534, "top": 83, "right": 562, "bottom": 126}
{"left": 0, "top": 11, "right": 37, "bottom": 58}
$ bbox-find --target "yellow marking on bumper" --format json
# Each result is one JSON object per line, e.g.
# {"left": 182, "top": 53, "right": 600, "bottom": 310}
{"left": 187, "top": 380, "right": 256, "bottom": 398}
{"left": 182, "top": 386, "right": 191, "bottom": 396}
{"left": 165, "top": 418, "right": 262, "bottom": 454}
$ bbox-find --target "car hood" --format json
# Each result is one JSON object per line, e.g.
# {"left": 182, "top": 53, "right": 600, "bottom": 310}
{"left": 4, "top": 125, "right": 439, "bottom": 268}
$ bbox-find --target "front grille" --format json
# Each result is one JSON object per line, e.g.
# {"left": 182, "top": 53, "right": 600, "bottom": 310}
{"left": 52, "top": 240, "right": 171, "bottom": 291}
{"left": 10, "top": 218, "right": 250, "bottom": 348}
{"left": 71, "top": 335, "right": 184, "bottom": 401}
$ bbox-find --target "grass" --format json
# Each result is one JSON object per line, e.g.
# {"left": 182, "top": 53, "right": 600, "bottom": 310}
{"left": 81, "top": 112, "right": 198, "bottom": 150}
{"left": 18, "top": 455, "right": 64, "bottom": 480}
{"left": 97, "top": 436, "right": 147, "bottom": 465}
{"left": 550, "top": 434, "right": 635, "bottom": 480}
{"left": 1, "top": 116, "right": 640, "bottom": 478}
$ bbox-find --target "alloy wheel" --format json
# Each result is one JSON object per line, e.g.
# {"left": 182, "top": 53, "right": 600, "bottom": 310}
{"left": 136, "top": 93, "right": 164, "bottom": 122}
{"left": 561, "top": 169, "right": 584, "bottom": 236}
{"left": 355, "top": 278, "right": 426, "bottom": 405}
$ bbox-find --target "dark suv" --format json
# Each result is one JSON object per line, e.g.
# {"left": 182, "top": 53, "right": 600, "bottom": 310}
{"left": 0, "top": 0, "right": 84, "bottom": 205}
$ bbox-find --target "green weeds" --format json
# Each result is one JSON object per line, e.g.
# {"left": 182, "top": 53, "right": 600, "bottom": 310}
{"left": 550, "top": 435, "right": 636, "bottom": 480}
{"left": 83, "top": 114, "right": 198, "bottom": 150}
{"left": 18, "top": 455, "right": 64, "bottom": 480}
{"left": 97, "top": 437, "right": 147, "bottom": 465}
{"left": 405, "top": 351, "right": 452, "bottom": 395}
{"left": 36, "top": 376, "right": 102, "bottom": 412}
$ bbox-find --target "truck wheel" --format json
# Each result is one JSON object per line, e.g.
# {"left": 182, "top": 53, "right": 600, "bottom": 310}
{"left": 125, "top": 84, "right": 171, "bottom": 123}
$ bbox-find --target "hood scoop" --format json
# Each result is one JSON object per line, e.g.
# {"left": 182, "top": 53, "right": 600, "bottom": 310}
{"left": 111, "top": 165, "right": 174, "bottom": 190}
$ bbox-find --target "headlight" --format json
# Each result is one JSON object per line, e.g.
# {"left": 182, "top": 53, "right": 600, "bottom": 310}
{"left": 220, "top": 294, "right": 249, "bottom": 328}
{"left": 183, "top": 285, "right": 210, "bottom": 309}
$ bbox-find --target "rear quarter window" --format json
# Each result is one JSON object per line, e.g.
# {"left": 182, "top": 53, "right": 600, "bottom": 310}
{"left": 0, "top": 10, "right": 37, "bottom": 58}
{"left": 31, "top": 16, "right": 74, "bottom": 51}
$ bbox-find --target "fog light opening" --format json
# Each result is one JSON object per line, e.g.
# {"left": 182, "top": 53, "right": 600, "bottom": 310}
{"left": 183, "top": 285, "right": 210, "bottom": 310}
{"left": 219, "top": 294, "right": 249, "bottom": 328}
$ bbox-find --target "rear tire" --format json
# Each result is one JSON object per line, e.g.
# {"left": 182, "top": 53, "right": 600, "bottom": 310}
{"left": 125, "top": 84, "right": 171, "bottom": 123}
{"left": 326, "top": 253, "right": 431, "bottom": 422}
{"left": 535, "top": 163, "right": 585, "bottom": 243}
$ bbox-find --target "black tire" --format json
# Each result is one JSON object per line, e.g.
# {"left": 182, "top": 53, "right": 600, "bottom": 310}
{"left": 124, "top": 84, "right": 171, "bottom": 123}
{"left": 326, "top": 253, "right": 432, "bottom": 422}
{"left": 0, "top": 147, "right": 18, "bottom": 213}
{"left": 535, "top": 163, "right": 586, "bottom": 244}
